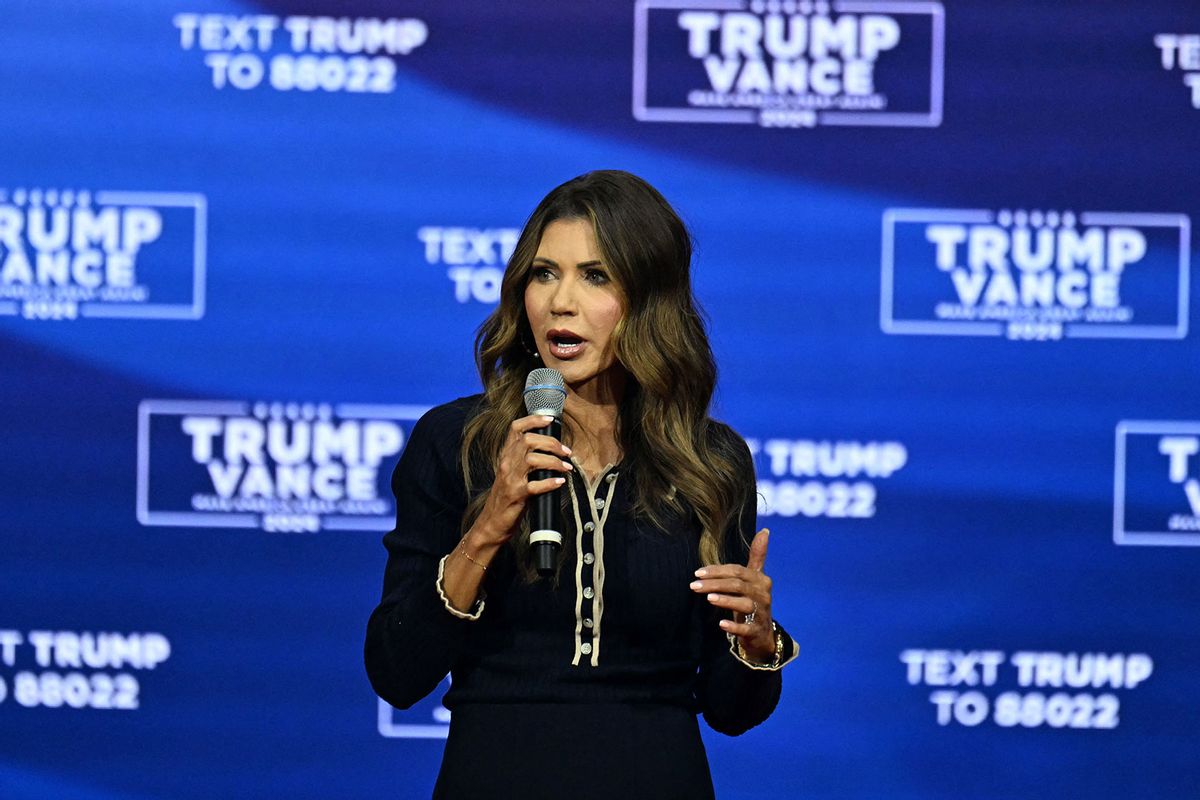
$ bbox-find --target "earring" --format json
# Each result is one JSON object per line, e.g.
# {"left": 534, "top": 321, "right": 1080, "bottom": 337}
{"left": 521, "top": 332, "right": 541, "bottom": 360}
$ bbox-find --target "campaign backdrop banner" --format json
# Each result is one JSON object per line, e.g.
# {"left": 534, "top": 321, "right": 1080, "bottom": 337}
{"left": 2, "top": 1, "right": 1198, "bottom": 798}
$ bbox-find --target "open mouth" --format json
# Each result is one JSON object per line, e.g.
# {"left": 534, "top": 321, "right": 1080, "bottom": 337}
{"left": 548, "top": 331, "right": 585, "bottom": 358}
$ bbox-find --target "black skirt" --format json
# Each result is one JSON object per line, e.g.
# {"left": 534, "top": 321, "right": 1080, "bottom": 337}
{"left": 433, "top": 703, "right": 716, "bottom": 800}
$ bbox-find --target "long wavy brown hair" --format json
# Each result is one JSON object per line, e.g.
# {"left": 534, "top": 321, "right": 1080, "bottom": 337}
{"left": 460, "top": 170, "right": 751, "bottom": 572}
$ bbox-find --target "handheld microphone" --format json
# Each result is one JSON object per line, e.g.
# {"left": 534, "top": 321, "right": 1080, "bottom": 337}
{"left": 523, "top": 368, "right": 567, "bottom": 577}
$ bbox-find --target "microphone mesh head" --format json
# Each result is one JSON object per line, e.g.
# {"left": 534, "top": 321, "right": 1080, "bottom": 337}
{"left": 524, "top": 368, "right": 566, "bottom": 417}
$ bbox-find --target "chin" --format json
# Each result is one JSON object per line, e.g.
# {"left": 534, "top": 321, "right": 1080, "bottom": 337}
{"left": 554, "top": 363, "right": 593, "bottom": 382}
{"left": 562, "top": 360, "right": 619, "bottom": 384}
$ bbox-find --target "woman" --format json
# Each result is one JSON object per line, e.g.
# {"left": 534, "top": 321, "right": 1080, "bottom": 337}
{"left": 365, "top": 170, "right": 797, "bottom": 799}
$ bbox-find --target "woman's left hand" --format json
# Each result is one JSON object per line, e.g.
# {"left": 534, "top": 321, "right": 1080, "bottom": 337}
{"left": 690, "top": 528, "right": 776, "bottom": 663}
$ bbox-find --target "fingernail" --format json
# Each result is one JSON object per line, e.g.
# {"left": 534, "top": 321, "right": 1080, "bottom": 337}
{"left": 719, "top": 620, "right": 732, "bottom": 630}
{"left": 689, "top": 581, "right": 702, "bottom": 590}
{"left": 707, "top": 593, "right": 718, "bottom": 602}
{"left": 562, "top": 461, "right": 573, "bottom": 470}
{"left": 543, "top": 416, "right": 554, "bottom": 423}
{"left": 554, "top": 477, "right": 566, "bottom": 484}
{"left": 562, "top": 445, "right": 572, "bottom": 455}
{"left": 694, "top": 569, "right": 707, "bottom": 577}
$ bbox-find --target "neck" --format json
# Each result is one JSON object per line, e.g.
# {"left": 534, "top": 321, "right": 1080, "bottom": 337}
{"left": 562, "top": 368, "right": 626, "bottom": 468}
{"left": 565, "top": 362, "right": 626, "bottom": 413}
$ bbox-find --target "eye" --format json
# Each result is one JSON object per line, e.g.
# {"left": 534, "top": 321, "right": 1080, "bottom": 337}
{"left": 584, "top": 268, "right": 610, "bottom": 285}
{"left": 530, "top": 266, "right": 555, "bottom": 282}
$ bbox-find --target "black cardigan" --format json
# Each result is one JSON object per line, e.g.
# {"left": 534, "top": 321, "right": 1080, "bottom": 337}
{"left": 364, "top": 395, "right": 796, "bottom": 736}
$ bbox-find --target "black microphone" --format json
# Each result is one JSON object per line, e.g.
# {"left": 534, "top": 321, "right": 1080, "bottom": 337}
{"left": 523, "top": 368, "right": 567, "bottom": 577}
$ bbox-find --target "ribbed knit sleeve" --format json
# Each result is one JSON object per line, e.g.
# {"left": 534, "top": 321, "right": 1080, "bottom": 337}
{"left": 364, "top": 400, "right": 479, "bottom": 710}
{"left": 696, "top": 426, "right": 796, "bottom": 736}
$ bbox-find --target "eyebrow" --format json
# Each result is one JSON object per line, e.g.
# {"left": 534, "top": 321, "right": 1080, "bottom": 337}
{"left": 531, "top": 257, "right": 605, "bottom": 269}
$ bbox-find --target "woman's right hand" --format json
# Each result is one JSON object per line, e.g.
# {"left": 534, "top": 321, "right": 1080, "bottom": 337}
{"left": 474, "top": 414, "right": 573, "bottom": 545}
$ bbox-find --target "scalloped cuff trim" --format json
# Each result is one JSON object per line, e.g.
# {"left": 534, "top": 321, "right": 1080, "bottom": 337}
{"left": 436, "top": 554, "right": 485, "bottom": 620}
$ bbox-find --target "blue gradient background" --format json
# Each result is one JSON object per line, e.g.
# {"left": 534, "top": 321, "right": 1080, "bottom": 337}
{"left": 1, "top": 1, "right": 1198, "bottom": 798}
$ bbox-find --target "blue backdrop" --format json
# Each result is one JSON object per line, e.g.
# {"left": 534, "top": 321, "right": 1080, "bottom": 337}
{"left": 2, "top": 1, "right": 1199, "bottom": 797}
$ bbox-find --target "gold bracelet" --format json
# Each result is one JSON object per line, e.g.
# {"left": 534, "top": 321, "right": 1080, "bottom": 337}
{"left": 458, "top": 538, "right": 487, "bottom": 572}
{"left": 735, "top": 620, "right": 783, "bottom": 668}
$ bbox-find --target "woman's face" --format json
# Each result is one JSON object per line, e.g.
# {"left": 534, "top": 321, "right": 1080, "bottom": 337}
{"left": 523, "top": 218, "right": 625, "bottom": 392}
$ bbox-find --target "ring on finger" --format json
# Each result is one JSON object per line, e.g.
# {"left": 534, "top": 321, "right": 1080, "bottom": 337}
{"left": 744, "top": 600, "right": 758, "bottom": 626}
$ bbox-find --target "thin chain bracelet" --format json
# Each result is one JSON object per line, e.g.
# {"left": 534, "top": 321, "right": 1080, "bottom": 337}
{"left": 458, "top": 538, "right": 488, "bottom": 571}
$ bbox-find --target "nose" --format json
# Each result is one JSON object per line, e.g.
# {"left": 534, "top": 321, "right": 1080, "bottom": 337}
{"left": 549, "top": 273, "right": 577, "bottom": 316}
